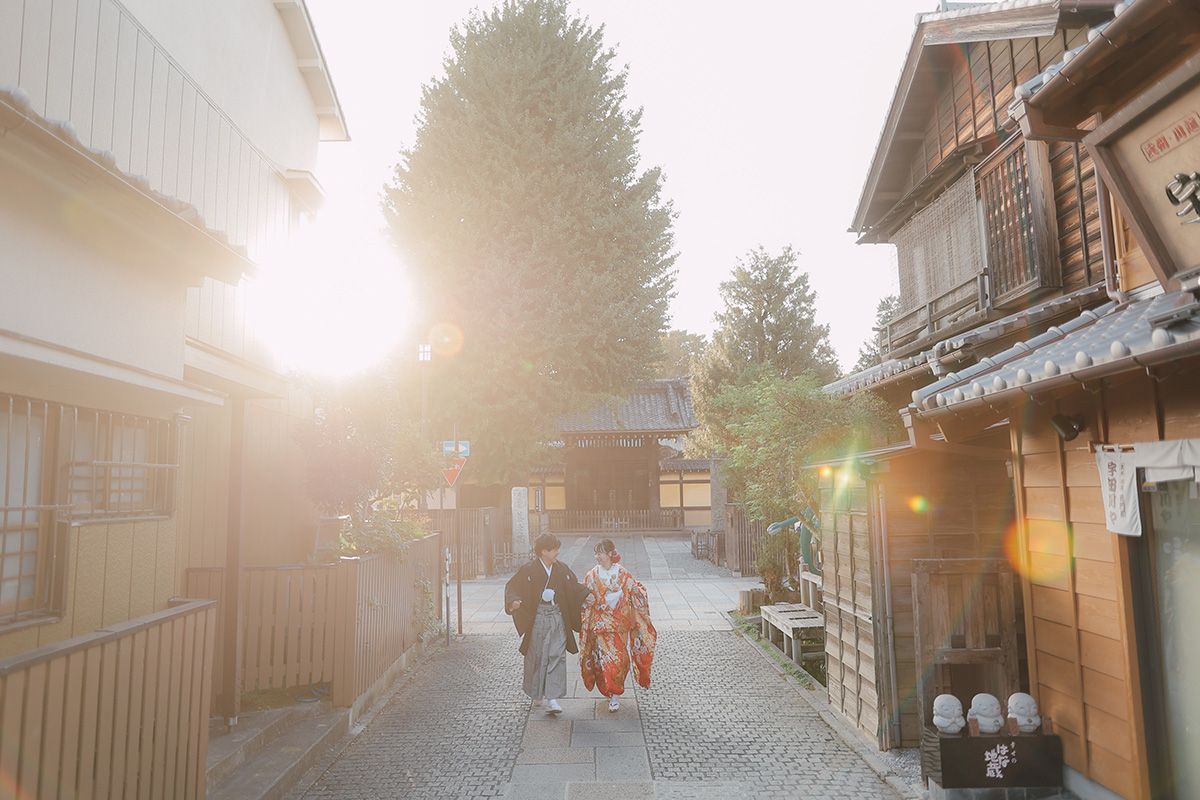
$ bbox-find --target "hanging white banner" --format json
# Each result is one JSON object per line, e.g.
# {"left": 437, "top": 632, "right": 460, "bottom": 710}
{"left": 1095, "top": 438, "right": 1200, "bottom": 536}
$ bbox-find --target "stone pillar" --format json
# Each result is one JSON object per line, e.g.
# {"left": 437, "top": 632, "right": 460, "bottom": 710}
{"left": 512, "top": 487, "right": 530, "bottom": 555}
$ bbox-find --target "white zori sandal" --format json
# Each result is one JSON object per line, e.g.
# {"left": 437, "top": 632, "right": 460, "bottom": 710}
{"left": 608, "top": 696, "right": 620, "bottom": 712}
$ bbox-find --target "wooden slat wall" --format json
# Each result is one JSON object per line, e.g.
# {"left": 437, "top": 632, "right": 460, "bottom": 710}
{"left": 901, "top": 33, "right": 1076, "bottom": 199}
{"left": 1050, "top": 136, "right": 1105, "bottom": 294}
{"left": 1009, "top": 367, "right": 1200, "bottom": 800}
{"left": 335, "top": 534, "right": 443, "bottom": 710}
{"left": 0, "top": 517, "right": 180, "bottom": 659}
{"left": 880, "top": 451, "right": 1017, "bottom": 748}
{"left": 242, "top": 389, "right": 318, "bottom": 567}
{"left": 820, "top": 470, "right": 880, "bottom": 744}
{"left": 0, "top": 599, "right": 215, "bottom": 799}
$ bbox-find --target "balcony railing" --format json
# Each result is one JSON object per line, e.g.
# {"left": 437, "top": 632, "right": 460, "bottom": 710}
{"left": 0, "top": 597, "right": 216, "bottom": 799}
{"left": 0, "top": 0, "right": 294, "bottom": 262}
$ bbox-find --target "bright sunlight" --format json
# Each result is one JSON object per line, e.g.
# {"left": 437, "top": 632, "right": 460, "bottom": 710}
{"left": 250, "top": 212, "right": 409, "bottom": 377}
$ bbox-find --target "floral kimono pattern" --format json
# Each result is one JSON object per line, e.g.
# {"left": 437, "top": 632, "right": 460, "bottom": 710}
{"left": 579, "top": 564, "right": 657, "bottom": 696}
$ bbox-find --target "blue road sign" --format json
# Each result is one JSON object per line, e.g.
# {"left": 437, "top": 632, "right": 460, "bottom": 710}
{"left": 442, "top": 441, "right": 470, "bottom": 457}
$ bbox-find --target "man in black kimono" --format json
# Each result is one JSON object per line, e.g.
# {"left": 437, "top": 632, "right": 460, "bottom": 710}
{"left": 504, "top": 532, "right": 585, "bottom": 714}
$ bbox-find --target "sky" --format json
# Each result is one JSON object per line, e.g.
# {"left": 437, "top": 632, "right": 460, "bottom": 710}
{"left": 303, "top": 0, "right": 936, "bottom": 373}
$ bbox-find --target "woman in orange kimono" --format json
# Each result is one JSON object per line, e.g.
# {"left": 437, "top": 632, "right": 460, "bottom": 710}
{"left": 579, "top": 539, "right": 657, "bottom": 712}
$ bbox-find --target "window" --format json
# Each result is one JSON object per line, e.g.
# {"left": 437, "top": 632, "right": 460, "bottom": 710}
{"left": 1, "top": 397, "right": 67, "bottom": 624}
{"left": 977, "top": 136, "right": 1059, "bottom": 307}
{"left": 0, "top": 394, "right": 178, "bottom": 626}
{"left": 65, "top": 409, "right": 177, "bottom": 520}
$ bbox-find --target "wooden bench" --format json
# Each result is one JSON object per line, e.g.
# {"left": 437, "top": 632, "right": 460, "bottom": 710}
{"left": 760, "top": 602, "right": 825, "bottom": 664}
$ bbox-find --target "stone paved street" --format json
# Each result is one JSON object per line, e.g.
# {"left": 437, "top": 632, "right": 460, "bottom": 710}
{"left": 292, "top": 536, "right": 911, "bottom": 800}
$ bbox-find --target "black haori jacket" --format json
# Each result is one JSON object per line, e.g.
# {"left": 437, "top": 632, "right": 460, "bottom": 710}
{"left": 504, "top": 559, "right": 587, "bottom": 655}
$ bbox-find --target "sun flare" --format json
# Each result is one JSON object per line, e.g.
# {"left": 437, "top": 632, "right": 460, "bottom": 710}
{"left": 250, "top": 215, "right": 410, "bottom": 377}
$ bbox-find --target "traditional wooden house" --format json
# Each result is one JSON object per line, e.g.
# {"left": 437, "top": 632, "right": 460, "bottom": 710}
{"left": 813, "top": 0, "right": 1124, "bottom": 756}
{"left": 0, "top": 0, "right": 346, "bottom": 793}
{"left": 907, "top": 2, "right": 1200, "bottom": 797}
{"left": 528, "top": 378, "right": 719, "bottom": 532}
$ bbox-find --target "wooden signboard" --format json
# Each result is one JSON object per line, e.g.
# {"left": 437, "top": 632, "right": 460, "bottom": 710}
{"left": 1087, "top": 53, "right": 1200, "bottom": 287}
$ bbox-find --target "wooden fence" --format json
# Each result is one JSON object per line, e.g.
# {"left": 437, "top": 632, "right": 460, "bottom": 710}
{"left": 0, "top": 598, "right": 216, "bottom": 799}
{"left": 185, "top": 532, "right": 444, "bottom": 717}
{"left": 398, "top": 508, "right": 496, "bottom": 579}
{"left": 725, "top": 504, "right": 766, "bottom": 576}
{"left": 547, "top": 509, "right": 684, "bottom": 533}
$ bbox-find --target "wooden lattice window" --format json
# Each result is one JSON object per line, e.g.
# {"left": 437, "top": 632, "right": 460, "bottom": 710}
{"left": 977, "top": 136, "right": 1060, "bottom": 307}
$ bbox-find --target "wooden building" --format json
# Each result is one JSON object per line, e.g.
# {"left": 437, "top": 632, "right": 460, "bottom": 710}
{"left": 530, "top": 378, "right": 718, "bottom": 532}
{"left": 0, "top": 1, "right": 346, "bottom": 785}
{"left": 819, "top": 0, "right": 1122, "bottom": 757}
{"left": 905, "top": 2, "right": 1200, "bottom": 797}
{"left": 812, "top": 431, "right": 1017, "bottom": 750}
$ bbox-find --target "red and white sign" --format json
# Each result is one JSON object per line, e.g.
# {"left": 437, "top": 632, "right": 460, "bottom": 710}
{"left": 442, "top": 457, "right": 467, "bottom": 487}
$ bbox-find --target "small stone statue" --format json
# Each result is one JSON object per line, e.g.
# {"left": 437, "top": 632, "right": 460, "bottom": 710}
{"left": 968, "top": 693, "right": 1005, "bottom": 734}
{"left": 932, "top": 693, "right": 965, "bottom": 735}
{"left": 1007, "top": 692, "right": 1041, "bottom": 734}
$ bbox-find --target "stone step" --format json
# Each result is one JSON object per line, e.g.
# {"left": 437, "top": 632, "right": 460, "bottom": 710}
{"left": 206, "top": 703, "right": 350, "bottom": 800}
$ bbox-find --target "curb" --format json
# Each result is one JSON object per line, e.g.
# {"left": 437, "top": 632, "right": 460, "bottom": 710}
{"left": 725, "top": 611, "right": 927, "bottom": 800}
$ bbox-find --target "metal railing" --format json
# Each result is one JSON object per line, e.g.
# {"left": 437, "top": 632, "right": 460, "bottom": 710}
{"left": 0, "top": 0, "right": 294, "bottom": 261}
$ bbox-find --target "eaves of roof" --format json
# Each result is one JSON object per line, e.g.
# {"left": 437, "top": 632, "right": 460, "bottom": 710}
{"left": 0, "top": 85, "right": 255, "bottom": 284}
{"left": 910, "top": 288, "right": 1200, "bottom": 416}
{"left": 274, "top": 0, "right": 350, "bottom": 142}
{"left": 824, "top": 284, "right": 1108, "bottom": 397}
{"left": 1010, "top": 0, "right": 1197, "bottom": 137}
{"left": 556, "top": 378, "right": 698, "bottom": 434}
{"left": 851, "top": 0, "right": 1113, "bottom": 235}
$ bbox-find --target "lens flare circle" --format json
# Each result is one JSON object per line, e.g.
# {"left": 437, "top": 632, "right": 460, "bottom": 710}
{"left": 908, "top": 495, "right": 930, "bottom": 514}
{"left": 429, "top": 322, "right": 464, "bottom": 356}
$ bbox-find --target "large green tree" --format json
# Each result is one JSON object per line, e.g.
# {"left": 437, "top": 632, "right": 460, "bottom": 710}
{"left": 383, "top": 0, "right": 675, "bottom": 482}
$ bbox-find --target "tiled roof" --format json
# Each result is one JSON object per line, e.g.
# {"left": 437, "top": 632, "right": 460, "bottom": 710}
{"left": 911, "top": 289, "right": 1200, "bottom": 415}
{"left": 557, "top": 378, "right": 697, "bottom": 434}
{"left": 824, "top": 285, "right": 1107, "bottom": 396}
{"left": 0, "top": 85, "right": 251, "bottom": 266}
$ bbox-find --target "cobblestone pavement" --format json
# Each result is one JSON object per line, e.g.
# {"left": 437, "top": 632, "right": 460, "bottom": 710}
{"left": 295, "top": 537, "right": 908, "bottom": 800}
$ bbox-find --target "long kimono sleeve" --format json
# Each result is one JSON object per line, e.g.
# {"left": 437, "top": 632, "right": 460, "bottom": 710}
{"left": 626, "top": 573, "right": 657, "bottom": 689}
{"left": 579, "top": 568, "right": 601, "bottom": 691}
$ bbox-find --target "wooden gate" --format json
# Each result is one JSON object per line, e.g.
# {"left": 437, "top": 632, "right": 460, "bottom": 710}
{"left": 725, "top": 504, "right": 765, "bottom": 576}
{"left": 911, "top": 558, "right": 1020, "bottom": 734}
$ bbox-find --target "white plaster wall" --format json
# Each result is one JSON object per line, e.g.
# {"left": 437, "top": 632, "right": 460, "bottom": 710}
{"left": 119, "top": 0, "right": 322, "bottom": 171}
{"left": 0, "top": 205, "right": 186, "bottom": 381}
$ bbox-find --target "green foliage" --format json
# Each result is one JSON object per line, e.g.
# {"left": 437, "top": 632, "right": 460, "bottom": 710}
{"left": 852, "top": 294, "right": 900, "bottom": 374}
{"left": 294, "top": 366, "right": 442, "bottom": 527}
{"left": 382, "top": 0, "right": 676, "bottom": 483}
{"left": 691, "top": 246, "right": 839, "bottom": 414}
{"left": 656, "top": 329, "right": 707, "bottom": 379}
{"left": 698, "top": 365, "right": 892, "bottom": 527}
{"left": 334, "top": 507, "right": 433, "bottom": 559}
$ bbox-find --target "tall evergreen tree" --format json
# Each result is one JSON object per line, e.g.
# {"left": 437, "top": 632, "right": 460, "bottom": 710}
{"left": 383, "top": 0, "right": 676, "bottom": 482}
{"left": 691, "top": 245, "right": 838, "bottom": 417}
{"left": 852, "top": 294, "right": 899, "bottom": 373}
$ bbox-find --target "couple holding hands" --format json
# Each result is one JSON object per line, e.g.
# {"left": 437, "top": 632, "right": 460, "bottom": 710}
{"left": 504, "top": 533, "right": 657, "bottom": 714}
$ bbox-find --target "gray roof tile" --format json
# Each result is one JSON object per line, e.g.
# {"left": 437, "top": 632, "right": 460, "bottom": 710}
{"left": 557, "top": 378, "right": 697, "bottom": 433}
{"left": 912, "top": 290, "right": 1200, "bottom": 414}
